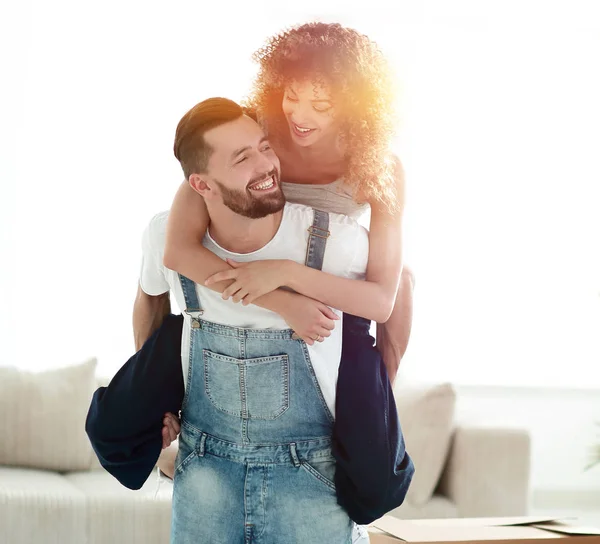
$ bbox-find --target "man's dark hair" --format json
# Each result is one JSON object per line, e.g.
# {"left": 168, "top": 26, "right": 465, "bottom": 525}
{"left": 174, "top": 97, "right": 244, "bottom": 179}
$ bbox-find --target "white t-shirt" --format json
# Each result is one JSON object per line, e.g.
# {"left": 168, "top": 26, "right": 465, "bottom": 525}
{"left": 139, "top": 202, "right": 369, "bottom": 416}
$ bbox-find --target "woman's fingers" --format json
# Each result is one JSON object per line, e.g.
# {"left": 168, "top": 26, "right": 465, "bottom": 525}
{"left": 231, "top": 288, "right": 250, "bottom": 304}
{"left": 319, "top": 305, "right": 340, "bottom": 321}
{"left": 222, "top": 281, "right": 244, "bottom": 300}
{"left": 205, "top": 269, "right": 237, "bottom": 286}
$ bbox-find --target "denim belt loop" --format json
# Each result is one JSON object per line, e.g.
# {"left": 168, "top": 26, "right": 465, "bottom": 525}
{"left": 289, "top": 443, "right": 300, "bottom": 467}
{"left": 197, "top": 433, "right": 207, "bottom": 457}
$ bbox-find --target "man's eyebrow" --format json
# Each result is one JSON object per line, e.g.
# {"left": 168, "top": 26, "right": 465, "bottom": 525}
{"left": 230, "top": 136, "right": 269, "bottom": 160}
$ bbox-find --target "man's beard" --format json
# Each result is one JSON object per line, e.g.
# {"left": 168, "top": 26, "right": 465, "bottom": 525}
{"left": 214, "top": 169, "right": 286, "bottom": 219}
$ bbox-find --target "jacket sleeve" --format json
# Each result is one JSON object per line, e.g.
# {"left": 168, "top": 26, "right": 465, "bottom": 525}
{"left": 85, "top": 313, "right": 185, "bottom": 490}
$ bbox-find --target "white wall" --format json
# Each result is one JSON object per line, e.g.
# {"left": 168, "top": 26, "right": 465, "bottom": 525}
{"left": 455, "top": 384, "right": 600, "bottom": 508}
{"left": 2, "top": 0, "right": 599, "bottom": 513}
{"left": 2, "top": 0, "right": 599, "bottom": 389}
{"left": 1, "top": 0, "right": 599, "bottom": 411}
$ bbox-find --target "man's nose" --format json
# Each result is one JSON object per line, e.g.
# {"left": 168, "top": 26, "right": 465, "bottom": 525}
{"left": 255, "top": 151, "right": 275, "bottom": 174}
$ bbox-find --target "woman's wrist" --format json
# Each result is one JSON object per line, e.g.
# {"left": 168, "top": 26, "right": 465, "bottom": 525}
{"left": 282, "top": 260, "right": 302, "bottom": 290}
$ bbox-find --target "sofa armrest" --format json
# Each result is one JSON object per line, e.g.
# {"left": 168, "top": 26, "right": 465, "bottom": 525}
{"left": 437, "top": 425, "right": 531, "bottom": 517}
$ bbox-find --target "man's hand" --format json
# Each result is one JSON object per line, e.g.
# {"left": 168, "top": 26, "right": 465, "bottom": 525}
{"left": 280, "top": 294, "right": 339, "bottom": 346}
{"left": 162, "top": 412, "right": 181, "bottom": 449}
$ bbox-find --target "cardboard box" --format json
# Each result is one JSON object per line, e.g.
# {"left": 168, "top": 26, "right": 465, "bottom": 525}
{"left": 368, "top": 515, "right": 600, "bottom": 543}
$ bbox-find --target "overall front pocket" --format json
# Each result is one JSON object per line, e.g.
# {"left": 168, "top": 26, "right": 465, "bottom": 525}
{"left": 203, "top": 350, "right": 290, "bottom": 420}
{"left": 174, "top": 431, "right": 199, "bottom": 475}
{"left": 300, "top": 457, "right": 337, "bottom": 492}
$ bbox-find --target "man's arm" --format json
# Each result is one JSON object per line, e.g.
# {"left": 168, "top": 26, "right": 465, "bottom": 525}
{"left": 133, "top": 284, "right": 171, "bottom": 351}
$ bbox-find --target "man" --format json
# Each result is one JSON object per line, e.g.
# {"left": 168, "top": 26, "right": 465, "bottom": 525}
{"left": 147, "top": 96, "right": 379, "bottom": 543}
{"left": 88, "top": 97, "right": 413, "bottom": 543}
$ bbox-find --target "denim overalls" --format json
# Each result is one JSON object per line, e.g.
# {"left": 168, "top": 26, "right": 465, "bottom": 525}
{"left": 171, "top": 210, "right": 353, "bottom": 544}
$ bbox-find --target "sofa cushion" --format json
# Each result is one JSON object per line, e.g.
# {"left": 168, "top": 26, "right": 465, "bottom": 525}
{"left": 87, "top": 375, "right": 113, "bottom": 471}
{"left": 0, "top": 466, "right": 87, "bottom": 544}
{"left": 393, "top": 381, "right": 456, "bottom": 506}
{"left": 65, "top": 469, "right": 172, "bottom": 544}
{"left": 0, "top": 358, "right": 97, "bottom": 472}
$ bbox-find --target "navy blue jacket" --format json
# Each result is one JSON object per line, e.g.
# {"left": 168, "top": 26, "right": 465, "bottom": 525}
{"left": 86, "top": 313, "right": 414, "bottom": 524}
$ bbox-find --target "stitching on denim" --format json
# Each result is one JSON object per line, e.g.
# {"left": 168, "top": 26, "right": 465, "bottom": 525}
{"left": 181, "top": 327, "right": 195, "bottom": 411}
{"left": 300, "top": 461, "right": 336, "bottom": 492}
{"left": 203, "top": 350, "right": 290, "bottom": 421}
{"left": 175, "top": 447, "right": 198, "bottom": 474}
{"left": 203, "top": 350, "right": 241, "bottom": 417}
{"left": 256, "top": 466, "right": 269, "bottom": 539}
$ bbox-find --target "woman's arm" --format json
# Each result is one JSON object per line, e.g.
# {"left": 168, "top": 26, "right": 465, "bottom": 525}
{"left": 290, "top": 157, "right": 412, "bottom": 381}
{"left": 286, "top": 179, "right": 404, "bottom": 322}
{"left": 209, "top": 159, "right": 405, "bottom": 323}
{"left": 163, "top": 181, "right": 225, "bottom": 284}
{"left": 163, "top": 181, "right": 338, "bottom": 344}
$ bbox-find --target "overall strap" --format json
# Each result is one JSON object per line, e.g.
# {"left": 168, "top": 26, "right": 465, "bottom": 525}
{"left": 177, "top": 274, "right": 203, "bottom": 315}
{"left": 304, "top": 209, "right": 330, "bottom": 271}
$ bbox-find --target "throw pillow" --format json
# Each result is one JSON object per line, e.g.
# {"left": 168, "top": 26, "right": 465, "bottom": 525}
{"left": 394, "top": 381, "right": 457, "bottom": 506}
{"left": 0, "top": 358, "right": 97, "bottom": 472}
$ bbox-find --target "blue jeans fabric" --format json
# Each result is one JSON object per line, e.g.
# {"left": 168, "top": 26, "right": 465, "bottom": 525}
{"left": 171, "top": 279, "right": 353, "bottom": 543}
{"left": 86, "top": 208, "right": 413, "bottom": 526}
{"left": 174, "top": 433, "right": 351, "bottom": 544}
{"left": 86, "top": 312, "right": 414, "bottom": 524}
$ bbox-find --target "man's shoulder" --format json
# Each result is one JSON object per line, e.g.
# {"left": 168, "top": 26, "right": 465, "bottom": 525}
{"left": 282, "top": 203, "right": 368, "bottom": 276}
{"left": 147, "top": 210, "right": 170, "bottom": 232}
{"left": 142, "top": 210, "right": 170, "bottom": 252}
{"left": 283, "top": 202, "right": 365, "bottom": 234}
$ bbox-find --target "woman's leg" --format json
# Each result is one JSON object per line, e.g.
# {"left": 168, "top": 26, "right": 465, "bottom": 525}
{"left": 376, "top": 265, "right": 415, "bottom": 384}
{"left": 332, "top": 314, "right": 414, "bottom": 525}
{"left": 87, "top": 314, "right": 185, "bottom": 489}
{"left": 157, "top": 441, "right": 179, "bottom": 480}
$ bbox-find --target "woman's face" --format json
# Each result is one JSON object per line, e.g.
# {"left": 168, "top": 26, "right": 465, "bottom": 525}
{"left": 281, "top": 79, "right": 341, "bottom": 148}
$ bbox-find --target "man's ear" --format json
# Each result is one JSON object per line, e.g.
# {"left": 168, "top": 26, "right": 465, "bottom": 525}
{"left": 188, "top": 173, "right": 214, "bottom": 198}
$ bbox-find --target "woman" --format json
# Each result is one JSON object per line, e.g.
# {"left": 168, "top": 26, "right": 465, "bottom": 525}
{"left": 167, "top": 22, "right": 412, "bottom": 379}
{"left": 162, "top": 22, "right": 414, "bottom": 527}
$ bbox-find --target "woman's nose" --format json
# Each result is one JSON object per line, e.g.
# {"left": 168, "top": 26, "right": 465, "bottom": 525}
{"left": 289, "top": 102, "right": 311, "bottom": 125}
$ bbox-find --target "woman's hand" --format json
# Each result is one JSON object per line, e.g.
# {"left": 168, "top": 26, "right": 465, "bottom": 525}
{"left": 280, "top": 294, "right": 339, "bottom": 346}
{"left": 205, "top": 259, "right": 292, "bottom": 305}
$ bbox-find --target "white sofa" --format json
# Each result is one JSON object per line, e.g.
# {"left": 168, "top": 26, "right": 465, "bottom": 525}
{"left": 0, "top": 359, "right": 531, "bottom": 544}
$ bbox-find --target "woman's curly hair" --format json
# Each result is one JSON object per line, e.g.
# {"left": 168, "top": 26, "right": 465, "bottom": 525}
{"left": 245, "top": 22, "right": 400, "bottom": 211}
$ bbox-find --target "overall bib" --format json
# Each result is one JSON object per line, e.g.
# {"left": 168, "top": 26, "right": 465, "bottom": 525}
{"left": 171, "top": 210, "right": 353, "bottom": 544}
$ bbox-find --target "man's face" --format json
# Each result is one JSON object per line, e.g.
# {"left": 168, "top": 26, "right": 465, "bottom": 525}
{"left": 203, "top": 115, "right": 284, "bottom": 219}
